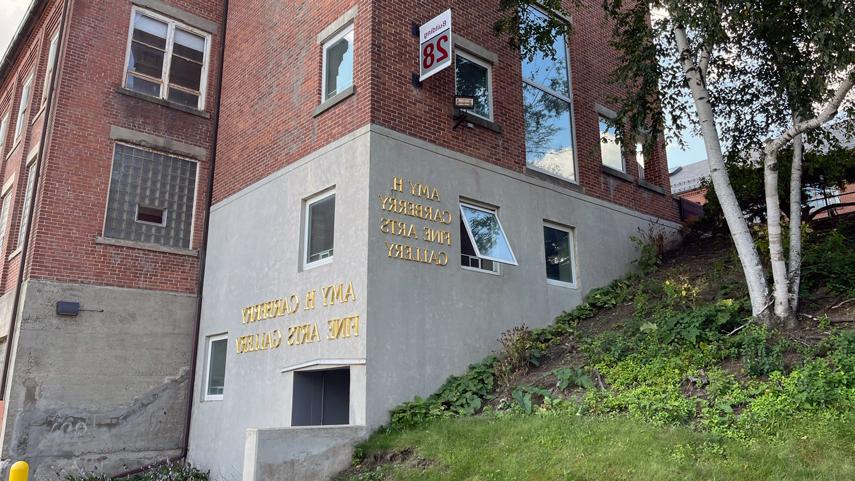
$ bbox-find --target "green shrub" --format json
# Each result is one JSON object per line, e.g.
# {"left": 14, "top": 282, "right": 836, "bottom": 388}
{"left": 801, "top": 229, "right": 855, "bottom": 298}
{"left": 64, "top": 463, "right": 208, "bottom": 481}
{"left": 737, "top": 325, "right": 785, "bottom": 376}
{"left": 494, "top": 325, "right": 545, "bottom": 388}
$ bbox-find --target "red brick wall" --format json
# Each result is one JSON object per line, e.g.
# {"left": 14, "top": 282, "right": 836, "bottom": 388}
{"left": 213, "top": 0, "right": 678, "bottom": 222}
{"left": 0, "top": 0, "right": 64, "bottom": 295}
{"left": 370, "top": 0, "right": 678, "bottom": 222}
{"left": 212, "top": 0, "right": 372, "bottom": 203}
{"left": 0, "top": 0, "right": 225, "bottom": 295}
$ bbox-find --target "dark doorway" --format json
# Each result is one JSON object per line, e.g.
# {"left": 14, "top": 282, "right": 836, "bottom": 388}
{"left": 291, "top": 368, "right": 350, "bottom": 426}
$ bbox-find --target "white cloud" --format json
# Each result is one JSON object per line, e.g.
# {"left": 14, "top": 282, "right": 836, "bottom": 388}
{"left": 0, "top": 0, "right": 33, "bottom": 60}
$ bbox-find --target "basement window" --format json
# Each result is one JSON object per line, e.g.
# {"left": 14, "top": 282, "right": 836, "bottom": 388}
{"left": 292, "top": 368, "right": 350, "bottom": 426}
{"left": 543, "top": 222, "right": 576, "bottom": 287}
{"left": 459, "top": 202, "right": 517, "bottom": 266}
{"left": 204, "top": 334, "right": 227, "bottom": 401}
{"left": 136, "top": 205, "right": 166, "bottom": 226}
{"left": 304, "top": 190, "right": 335, "bottom": 268}
{"left": 124, "top": 8, "right": 211, "bottom": 110}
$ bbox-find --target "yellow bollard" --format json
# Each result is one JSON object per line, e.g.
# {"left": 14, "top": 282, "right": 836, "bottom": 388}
{"left": 8, "top": 461, "right": 28, "bottom": 481}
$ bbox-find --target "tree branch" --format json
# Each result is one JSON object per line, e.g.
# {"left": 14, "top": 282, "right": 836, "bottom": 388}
{"left": 767, "top": 70, "right": 855, "bottom": 153}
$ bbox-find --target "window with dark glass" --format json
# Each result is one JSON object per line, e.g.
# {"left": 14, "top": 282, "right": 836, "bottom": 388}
{"left": 521, "top": 7, "right": 576, "bottom": 182}
{"left": 455, "top": 51, "right": 492, "bottom": 120}
{"left": 292, "top": 368, "right": 350, "bottom": 426}
{"left": 205, "top": 335, "right": 227, "bottom": 400}
{"left": 305, "top": 191, "right": 335, "bottom": 266}
{"left": 104, "top": 144, "right": 198, "bottom": 249}
{"left": 124, "top": 9, "right": 209, "bottom": 110}
{"left": 543, "top": 224, "right": 575, "bottom": 286}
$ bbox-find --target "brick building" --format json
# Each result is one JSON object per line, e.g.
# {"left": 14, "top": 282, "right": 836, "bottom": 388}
{"left": 0, "top": 1, "right": 679, "bottom": 479}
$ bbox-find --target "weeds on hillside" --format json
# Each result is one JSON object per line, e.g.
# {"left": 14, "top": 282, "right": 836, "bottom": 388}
{"left": 62, "top": 462, "right": 208, "bottom": 481}
{"left": 385, "top": 224, "right": 855, "bottom": 444}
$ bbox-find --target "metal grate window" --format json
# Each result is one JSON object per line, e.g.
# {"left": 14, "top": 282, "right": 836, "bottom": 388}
{"left": 105, "top": 144, "right": 197, "bottom": 249}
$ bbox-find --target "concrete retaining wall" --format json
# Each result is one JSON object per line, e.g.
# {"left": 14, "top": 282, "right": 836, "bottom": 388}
{"left": 0, "top": 280, "right": 197, "bottom": 480}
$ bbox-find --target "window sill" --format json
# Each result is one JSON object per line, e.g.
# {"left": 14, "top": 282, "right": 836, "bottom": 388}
{"left": 31, "top": 105, "right": 46, "bottom": 125}
{"left": 7, "top": 247, "right": 22, "bottom": 261}
{"left": 96, "top": 236, "right": 198, "bottom": 257}
{"left": 638, "top": 179, "right": 667, "bottom": 195}
{"left": 460, "top": 264, "right": 501, "bottom": 276}
{"left": 453, "top": 110, "right": 502, "bottom": 134}
{"left": 525, "top": 167, "right": 583, "bottom": 193}
{"left": 601, "top": 165, "right": 634, "bottom": 183}
{"left": 5, "top": 139, "right": 21, "bottom": 160}
{"left": 303, "top": 257, "right": 333, "bottom": 271}
{"left": 547, "top": 278, "right": 577, "bottom": 289}
{"left": 117, "top": 88, "right": 210, "bottom": 119}
{"left": 313, "top": 85, "right": 355, "bottom": 117}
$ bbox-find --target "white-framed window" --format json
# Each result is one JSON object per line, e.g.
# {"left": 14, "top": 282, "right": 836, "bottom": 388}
{"left": 17, "top": 154, "right": 38, "bottom": 248}
{"left": 459, "top": 201, "right": 517, "bottom": 266}
{"left": 455, "top": 50, "right": 492, "bottom": 121}
{"left": 41, "top": 30, "right": 60, "bottom": 105}
{"left": 304, "top": 190, "right": 335, "bottom": 268}
{"left": 123, "top": 7, "right": 211, "bottom": 110}
{"left": 0, "top": 113, "right": 9, "bottom": 156}
{"left": 204, "top": 334, "right": 228, "bottom": 401}
{"left": 522, "top": 6, "right": 576, "bottom": 182}
{"left": 13, "top": 73, "right": 34, "bottom": 141}
{"left": 599, "top": 115, "right": 625, "bottom": 172}
{"left": 543, "top": 222, "right": 576, "bottom": 288}
{"left": 321, "top": 24, "right": 354, "bottom": 102}
{"left": 0, "top": 193, "right": 11, "bottom": 253}
{"left": 460, "top": 215, "right": 499, "bottom": 274}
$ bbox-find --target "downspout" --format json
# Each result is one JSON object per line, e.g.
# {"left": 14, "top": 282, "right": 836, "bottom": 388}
{"left": 0, "top": 0, "right": 71, "bottom": 401}
{"left": 179, "top": 0, "right": 230, "bottom": 462}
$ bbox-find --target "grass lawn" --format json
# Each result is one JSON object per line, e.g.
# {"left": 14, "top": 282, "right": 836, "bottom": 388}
{"left": 349, "top": 413, "right": 855, "bottom": 481}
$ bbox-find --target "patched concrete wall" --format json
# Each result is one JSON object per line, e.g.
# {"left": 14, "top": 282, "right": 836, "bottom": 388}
{"left": 365, "top": 126, "right": 681, "bottom": 426}
{"left": 0, "top": 280, "right": 197, "bottom": 480}
{"left": 243, "top": 426, "right": 367, "bottom": 481}
{"left": 187, "top": 129, "right": 371, "bottom": 481}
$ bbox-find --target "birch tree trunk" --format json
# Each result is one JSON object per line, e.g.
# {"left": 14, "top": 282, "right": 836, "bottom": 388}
{"left": 763, "top": 145, "right": 793, "bottom": 323}
{"left": 673, "top": 25, "right": 770, "bottom": 317}
{"left": 788, "top": 127, "right": 804, "bottom": 325}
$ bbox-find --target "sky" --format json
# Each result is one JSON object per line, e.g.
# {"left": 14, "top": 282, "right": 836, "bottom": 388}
{"left": 0, "top": 0, "right": 30, "bottom": 60}
{"left": 0, "top": 0, "right": 704, "bottom": 169}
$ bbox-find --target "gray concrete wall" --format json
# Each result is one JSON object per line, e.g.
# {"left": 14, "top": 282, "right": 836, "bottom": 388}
{"left": 243, "top": 426, "right": 367, "bottom": 481}
{"left": 0, "top": 279, "right": 197, "bottom": 480}
{"left": 187, "top": 128, "right": 372, "bottom": 481}
{"left": 364, "top": 126, "right": 681, "bottom": 426}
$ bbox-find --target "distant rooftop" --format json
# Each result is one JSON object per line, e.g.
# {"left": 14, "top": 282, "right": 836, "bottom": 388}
{"left": 669, "top": 159, "right": 709, "bottom": 194}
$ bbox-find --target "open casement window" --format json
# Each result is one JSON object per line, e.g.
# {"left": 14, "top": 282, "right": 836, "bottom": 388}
{"left": 459, "top": 202, "right": 517, "bottom": 266}
{"left": 41, "top": 30, "right": 60, "bottom": 105}
{"left": 321, "top": 24, "right": 354, "bottom": 102}
{"left": 124, "top": 8, "right": 210, "bottom": 110}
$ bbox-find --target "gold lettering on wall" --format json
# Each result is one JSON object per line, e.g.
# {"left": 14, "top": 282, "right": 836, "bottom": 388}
{"left": 379, "top": 177, "right": 452, "bottom": 267}
{"left": 236, "top": 281, "right": 363, "bottom": 354}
